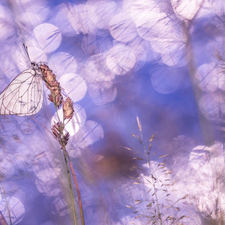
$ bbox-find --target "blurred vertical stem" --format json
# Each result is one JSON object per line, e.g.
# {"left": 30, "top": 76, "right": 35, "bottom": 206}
{"left": 63, "top": 149, "right": 78, "bottom": 225}
{"left": 184, "top": 18, "right": 214, "bottom": 145}
{"left": 66, "top": 151, "right": 85, "bottom": 225}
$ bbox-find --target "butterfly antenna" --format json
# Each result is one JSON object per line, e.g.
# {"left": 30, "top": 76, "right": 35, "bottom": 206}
{"left": 23, "top": 43, "right": 32, "bottom": 62}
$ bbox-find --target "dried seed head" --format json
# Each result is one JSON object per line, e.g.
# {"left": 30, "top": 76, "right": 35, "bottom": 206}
{"left": 63, "top": 97, "right": 74, "bottom": 120}
{"left": 62, "top": 132, "right": 70, "bottom": 147}
{"left": 55, "top": 93, "right": 63, "bottom": 108}
{"left": 48, "top": 94, "right": 53, "bottom": 102}
{"left": 41, "top": 64, "right": 71, "bottom": 148}
{"left": 40, "top": 64, "right": 55, "bottom": 85}
{"left": 51, "top": 121, "right": 70, "bottom": 148}
{"left": 51, "top": 121, "right": 62, "bottom": 140}
{"left": 40, "top": 64, "right": 63, "bottom": 108}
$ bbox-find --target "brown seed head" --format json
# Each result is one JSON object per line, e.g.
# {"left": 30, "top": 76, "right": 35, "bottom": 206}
{"left": 40, "top": 64, "right": 57, "bottom": 88}
{"left": 40, "top": 64, "right": 63, "bottom": 108}
{"left": 52, "top": 121, "right": 61, "bottom": 140}
{"left": 51, "top": 121, "right": 70, "bottom": 148}
{"left": 63, "top": 97, "right": 74, "bottom": 120}
{"left": 62, "top": 132, "right": 70, "bottom": 147}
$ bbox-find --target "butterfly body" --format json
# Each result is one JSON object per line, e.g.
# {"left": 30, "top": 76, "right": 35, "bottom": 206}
{"left": 0, "top": 62, "right": 44, "bottom": 116}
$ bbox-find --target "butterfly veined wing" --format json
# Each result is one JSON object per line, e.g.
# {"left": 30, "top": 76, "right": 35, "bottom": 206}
{"left": 0, "top": 65, "right": 43, "bottom": 116}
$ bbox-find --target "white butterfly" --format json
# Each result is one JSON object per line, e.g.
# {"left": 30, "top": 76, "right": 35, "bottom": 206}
{"left": 0, "top": 61, "right": 44, "bottom": 116}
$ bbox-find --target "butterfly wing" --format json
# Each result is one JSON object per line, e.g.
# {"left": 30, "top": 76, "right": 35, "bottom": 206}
{"left": 0, "top": 68, "right": 43, "bottom": 116}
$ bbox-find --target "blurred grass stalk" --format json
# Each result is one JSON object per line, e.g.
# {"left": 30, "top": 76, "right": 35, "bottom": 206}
{"left": 134, "top": 116, "right": 163, "bottom": 225}
{"left": 132, "top": 117, "right": 189, "bottom": 224}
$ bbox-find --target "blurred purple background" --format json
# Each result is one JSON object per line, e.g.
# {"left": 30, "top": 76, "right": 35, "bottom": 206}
{"left": 0, "top": 0, "right": 225, "bottom": 224}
